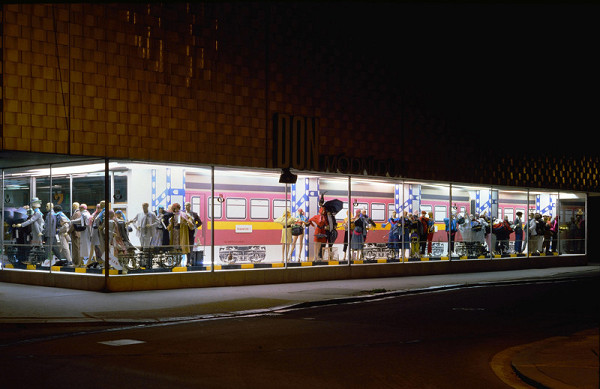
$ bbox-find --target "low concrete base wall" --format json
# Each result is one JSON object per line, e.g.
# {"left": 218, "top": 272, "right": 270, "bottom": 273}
{"left": 0, "top": 255, "right": 588, "bottom": 292}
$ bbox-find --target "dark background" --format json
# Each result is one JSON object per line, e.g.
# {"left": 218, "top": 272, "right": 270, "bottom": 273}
{"left": 315, "top": 1, "right": 598, "bottom": 153}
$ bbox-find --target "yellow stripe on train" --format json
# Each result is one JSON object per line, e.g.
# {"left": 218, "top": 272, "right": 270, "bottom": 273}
{"left": 200, "top": 221, "right": 449, "bottom": 231}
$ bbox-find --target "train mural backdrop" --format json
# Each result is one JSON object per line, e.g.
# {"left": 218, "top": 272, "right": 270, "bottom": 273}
{"left": 1, "top": 162, "right": 584, "bottom": 268}
{"left": 118, "top": 165, "right": 576, "bottom": 264}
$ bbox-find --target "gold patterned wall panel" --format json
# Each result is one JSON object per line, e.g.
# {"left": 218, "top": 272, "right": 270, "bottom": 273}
{"left": 1, "top": 3, "right": 598, "bottom": 192}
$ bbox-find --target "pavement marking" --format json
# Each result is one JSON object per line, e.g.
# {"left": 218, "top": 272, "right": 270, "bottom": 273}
{"left": 99, "top": 339, "right": 146, "bottom": 347}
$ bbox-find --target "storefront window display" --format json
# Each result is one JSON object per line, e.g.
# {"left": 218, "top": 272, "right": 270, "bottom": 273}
{"left": 496, "top": 188, "right": 529, "bottom": 257}
{"left": 417, "top": 183, "right": 450, "bottom": 259}
{"left": 1, "top": 161, "right": 109, "bottom": 269}
{"left": 527, "top": 190, "right": 560, "bottom": 256}
{"left": 343, "top": 177, "right": 386, "bottom": 262}
{"left": 558, "top": 192, "right": 586, "bottom": 255}
{"left": 0, "top": 159, "right": 589, "bottom": 274}
{"left": 212, "top": 167, "right": 286, "bottom": 267}
{"left": 448, "top": 184, "right": 490, "bottom": 259}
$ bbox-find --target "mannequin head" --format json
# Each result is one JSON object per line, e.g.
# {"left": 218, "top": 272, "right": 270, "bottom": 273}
{"left": 79, "top": 203, "right": 88, "bottom": 212}
{"left": 46, "top": 202, "right": 54, "bottom": 212}
{"left": 30, "top": 197, "right": 41, "bottom": 209}
{"left": 72, "top": 202, "right": 80, "bottom": 212}
{"left": 185, "top": 202, "right": 192, "bottom": 212}
{"left": 142, "top": 202, "right": 149, "bottom": 213}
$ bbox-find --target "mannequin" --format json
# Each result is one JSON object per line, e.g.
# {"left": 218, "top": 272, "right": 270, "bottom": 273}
{"left": 168, "top": 203, "right": 193, "bottom": 256}
{"left": 115, "top": 210, "right": 135, "bottom": 253}
{"left": 290, "top": 209, "right": 308, "bottom": 261}
{"left": 69, "top": 202, "right": 82, "bottom": 266}
{"left": 184, "top": 202, "right": 203, "bottom": 249}
{"left": 341, "top": 210, "right": 356, "bottom": 260}
{"left": 128, "top": 202, "right": 158, "bottom": 249}
{"left": 71, "top": 203, "right": 92, "bottom": 264}
{"left": 156, "top": 205, "right": 174, "bottom": 247}
{"left": 274, "top": 211, "right": 298, "bottom": 261}
{"left": 13, "top": 197, "right": 44, "bottom": 245}
{"left": 350, "top": 209, "right": 366, "bottom": 260}
{"left": 53, "top": 205, "right": 72, "bottom": 264}
{"left": 419, "top": 211, "right": 429, "bottom": 256}
{"left": 512, "top": 211, "right": 524, "bottom": 254}
{"left": 308, "top": 207, "right": 328, "bottom": 261}
{"left": 43, "top": 202, "right": 63, "bottom": 262}
{"left": 426, "top": 212, "right": 435, "bottom": 255}
{"left": 88, "top": 201, "right": 105, "bottom": 267}
{"left": 382, "top": 211, "right": 401, "bottom": 259}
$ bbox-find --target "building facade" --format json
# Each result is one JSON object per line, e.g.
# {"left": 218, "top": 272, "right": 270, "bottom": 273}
{"left": 0, "top": 3, "right": 596, "bottom": 290}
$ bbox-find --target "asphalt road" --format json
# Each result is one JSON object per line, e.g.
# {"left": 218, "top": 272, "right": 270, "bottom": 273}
{"left": 1, "top": 276, "right": 598, "bottom": 388}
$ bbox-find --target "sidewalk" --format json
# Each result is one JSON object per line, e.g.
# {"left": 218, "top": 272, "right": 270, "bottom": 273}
{"left": 1, "top": 264, "right": 599, "bottom": 388}
{"left": 511, "top": 328, "right": 599, "bottom": 389}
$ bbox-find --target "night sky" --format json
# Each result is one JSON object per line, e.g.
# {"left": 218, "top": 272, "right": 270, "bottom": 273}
{"left": 322, "top": 1, "right": 598, "bottom": 153}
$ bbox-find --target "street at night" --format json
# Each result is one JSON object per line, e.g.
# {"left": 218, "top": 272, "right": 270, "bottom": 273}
{"left": 1, "top": 268, "right": 598, "bottom": 388}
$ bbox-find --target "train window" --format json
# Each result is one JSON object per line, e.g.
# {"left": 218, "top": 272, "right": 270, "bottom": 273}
{"left": 388, "top": 203, "right": 395, "bottom": 218}
{"left": 226, "top": 198, "right": 246, "bottom": 219}
{"left": 250, "top": 199, "right": 270, "bottom": 220}
{"left": 338, "top": 202, "right": 349, "bottom": 221}
{"left": 434, "top": 205, "right": 447, "bottom": 222}
{"left": 273, "top": 199, "right": 290, "bottom": 219}
{"left": 371, "top": 203, "right": 386, "bottom": 221}
{"left": 356, "top": 202, "right": 368, "bottom": 214}
{"left": 421, "top": 204, "right": 432, "bottom": 216}
{"left": 208, "top": 197, "right": 223, "bottom": 219}
{"left": 504, "top": 208, "right": 514, "bottom": 222}
{"left": 191, "top": 196, "right": 201, "bottom": 215}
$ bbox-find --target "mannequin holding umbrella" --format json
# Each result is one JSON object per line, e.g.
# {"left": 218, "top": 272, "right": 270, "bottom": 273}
{"left": 12, "top": 197, "right": 45, "bottom": 245}
{"left": 322, "top": 197, "right": 342, "bottom": 260}
{"left": 6, "top": 205, "right": 30, "bottom": 263}
{"left": 307, "top": 194, "right": 342, "bottom": 261}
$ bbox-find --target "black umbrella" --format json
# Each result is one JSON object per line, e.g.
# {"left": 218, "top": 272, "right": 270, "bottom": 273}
{"left": 323, "top": 199, "right": 343, "bottom": 215}
{"left": 3, "top": 207, "right": 28, "bottom": 225}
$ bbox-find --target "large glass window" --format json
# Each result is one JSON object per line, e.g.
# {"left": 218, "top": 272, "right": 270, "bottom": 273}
{"left": 314, "top": 175, "right": 349, "bottom": 263}
{"left": 527, "top": 190, "right": 559, "bottom": 256}
{"left": 450, "top": 184, "right": 491, "bottom": 259}
{"left": 558, "top": 192, "right": 586, "bottom": 255}
{"left": 348, "top": 178, "right": 395, "bottom": 262}
{"left": 1, "top": 159, "right": 589, "bottom": 276}
{"left": 420, "top": 183, "right": 450, "bottom": 259}
{"left": 213, "top": 167, "right": 285, "bottom": 266}
{"left": 497, "top": 188, "right": 528, "bottom": 257}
